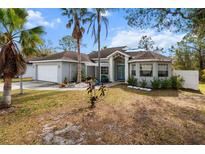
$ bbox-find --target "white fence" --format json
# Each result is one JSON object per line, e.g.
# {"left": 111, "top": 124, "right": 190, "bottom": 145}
{"left": 173, "top": 70, "right": 199, "bottom": 90}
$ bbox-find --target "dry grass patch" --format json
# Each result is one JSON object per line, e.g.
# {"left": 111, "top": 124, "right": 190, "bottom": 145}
{"left": 0, "top": 85, "right": 205, "bottom": 144}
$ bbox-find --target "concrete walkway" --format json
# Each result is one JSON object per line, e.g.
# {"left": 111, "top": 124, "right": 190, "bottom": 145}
{"left": 0, "top": 81, "right": 123, "bottom": 92}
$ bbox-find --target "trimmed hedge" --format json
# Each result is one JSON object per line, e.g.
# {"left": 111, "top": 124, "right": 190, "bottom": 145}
{"left": 127, "top": 76, "right": 138, "bottom": 86}
{"left": 127, "top": 76, "right": 184, "bottom": 90}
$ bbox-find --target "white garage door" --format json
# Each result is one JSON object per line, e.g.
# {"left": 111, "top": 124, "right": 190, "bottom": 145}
{"left": 37, "top": 65, "right": 58, "bottom": 83}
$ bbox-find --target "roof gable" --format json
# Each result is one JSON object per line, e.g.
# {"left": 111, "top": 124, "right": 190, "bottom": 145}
{"left": 88, "top": 46, "right": 127, "bottom": 59}
{"left": 127, "top": 51, "right": 171, "bottom": 62}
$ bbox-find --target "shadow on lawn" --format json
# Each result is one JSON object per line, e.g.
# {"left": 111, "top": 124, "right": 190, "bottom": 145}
{"left": 12, "top": 91, "right": 63, "bottom": 104}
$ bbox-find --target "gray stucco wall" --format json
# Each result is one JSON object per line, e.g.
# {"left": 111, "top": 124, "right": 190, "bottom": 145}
{"left": 87, "top": 66, "right": 95, "bottom": 77}
{"left": 129, "top": 61, "right": 172, "bottom": 87}
{"left": 61, "top": 62, "right": 77, "bottom": 82}
{"left": 61, "top": 62, "right": 70, "bottom": 82}
{"left": 33, "top": 61, "right": 85, "bottom": 83}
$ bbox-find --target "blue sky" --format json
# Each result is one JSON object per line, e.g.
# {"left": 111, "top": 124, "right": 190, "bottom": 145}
{"left": 26, "top": 8, "right": 185, "bottom": 54}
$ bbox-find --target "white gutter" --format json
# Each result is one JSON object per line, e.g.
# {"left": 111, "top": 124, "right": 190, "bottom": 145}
{"left": 91, "top": 58, "right": 108, "bottom": 60}
{"left": 128, "top": 59, "right": 172, "bottom": 63}
{"left": 30, "top": 59, "right": 94, "bottom": 64}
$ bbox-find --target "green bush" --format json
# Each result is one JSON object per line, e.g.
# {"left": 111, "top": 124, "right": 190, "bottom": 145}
{"left": 200, "top": 69, "right": 205, "bottom": 82}
{"left": 73, "top": 70, "right": 86, "bottom": 82}
{"left": 101, "top": 75, "right": 109, "bottom": 83}
{"left": 161, "top": 78, "right": 172, "bottom": 89}
{"left": 140, "top": 79, "right": 147, "bottom": 88}
{"left": 127, "top": 76, "right": 138, "bottom": 86}
{"left": 170, "top": 76, "right": 184, "bottom": 89}
{"left": 151, "top": 78, "right": 161, "bottom": 89}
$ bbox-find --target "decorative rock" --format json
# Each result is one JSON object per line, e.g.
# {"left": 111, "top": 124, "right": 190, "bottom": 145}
{"left": 127, "top": 85, "right": 152, "bottom": 91}
{"left": 43, "top": 133, "right": 54, "bottom": 143}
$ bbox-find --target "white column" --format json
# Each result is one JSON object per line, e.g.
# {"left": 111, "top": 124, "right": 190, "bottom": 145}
{"left": 33, "top": 64, "right": 37, "bottom": 80}
{"left": 85, "top": 64, "right": 87, "bottom": 77}
{"left": 136, "top": 63, "right": 140, "bottom": 79}
{"left": 168, "top": 63, "right": 172, "bottom": 77}
{"left": 95, "top": 66, "right": 97, "bottom": 78}
{"left": 109, "top": 56, "right": 114, "bottom": 82}
{"left": 125, "top": 56, "right": 129, "bottom": 82}
{"left": 153, "top": 62, "right": 158, "bottom": 78}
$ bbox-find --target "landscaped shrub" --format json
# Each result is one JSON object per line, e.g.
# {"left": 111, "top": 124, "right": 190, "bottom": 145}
{"left": 73, "top": 70, "right": 86, "bottom": 82}
{"left": 63, "top": 77, "right": 68, "bottom": 84}
{"left": 101, "top": 75, "right": 109, "bottom": 83}
{"left": 127, "top": 76, "right": 138, "bottom": 86}
{"left": 151, "top": 78, "right": 161, "bottom": 89}
{"left": 170, "top": 76, "right": 184, "bottom": 89}
{"left": 161, "top": 78, "right": 172, "bottom": 89}
{"left": 140, "top": 79, "right": 147, "bottom": 88}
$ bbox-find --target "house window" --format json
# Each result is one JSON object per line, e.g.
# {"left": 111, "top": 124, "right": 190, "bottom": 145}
{"left": 101, "top": 67, "right": 109, "bottom": 74}
{"left": 140, "top": 64, "right": 153, "bottom": 77}
{"left": 158, "top": 64, "right": 168, "bottom": 77}
{"left": 131, "top": 64, "right": 136, "bottom": 76}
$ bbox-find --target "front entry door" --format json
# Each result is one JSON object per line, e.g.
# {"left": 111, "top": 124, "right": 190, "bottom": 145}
{"left": 117, "top": 65, "right": 125, "bottom": 81}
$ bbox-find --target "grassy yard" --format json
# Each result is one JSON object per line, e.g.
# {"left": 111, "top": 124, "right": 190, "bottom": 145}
{"left": 0, "top": 84, "right": 205, "bottom": 144}
{"left": 199, "top": 82, "right": 205, "bottom": 94}
{"left": 0, "top": 77, "right": 32, "bottom": 84}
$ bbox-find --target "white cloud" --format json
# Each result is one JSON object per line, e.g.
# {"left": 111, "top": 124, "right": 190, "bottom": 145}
{"left": 25, "top": 10, "right": 61, "bottom": 29}
{"left": 101, "top": 11, "right": 111, "bottom": 17}
{"left": 110, "top": 28, "right": 185, "bottom": 49}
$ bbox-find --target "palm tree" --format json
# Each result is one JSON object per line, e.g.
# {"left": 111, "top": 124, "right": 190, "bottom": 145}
{"left": 88, "top": 9, "right": 109, "bottom": 82}
{"left": 0, "top": 9, "right": 44, "bottom": 108}
{"left": 61, "top": 8, "right": 89, "bottom": 83}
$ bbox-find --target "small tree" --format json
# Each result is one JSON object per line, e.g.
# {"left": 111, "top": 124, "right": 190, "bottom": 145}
{"left": 59, "top": 35, "right": 78, "bottom": 51}
{"left": 87, "top": 81, "right": 107, "bottom": 108}
{"left": 138, "top": 35, "right": 164, "bottom": 52}
{"left": 37, "top": 40, "right": 55, "bottom": 57}
{"left": 138, "top": 35, "right": 154, "bottom": 50}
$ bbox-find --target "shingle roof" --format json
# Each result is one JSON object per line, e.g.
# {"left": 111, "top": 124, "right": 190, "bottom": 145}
{"left": 88, "top": 46, "right": 127, "bottom": 59}
{"left": 30, "top": 51, "right": 92, "bottom": 62}
{"left": 127, "top": 51, "right": 171, "bottom": 61}
{"left": 29, "top": 47, "right": 171, "bottom": 63}
{"left": 88, "top": 47, "right": 171, "bottom": 61}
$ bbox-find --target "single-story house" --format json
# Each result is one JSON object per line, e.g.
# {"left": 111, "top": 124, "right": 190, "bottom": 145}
{"left": 29, "top": 46, "right": 172, "bottom": 86}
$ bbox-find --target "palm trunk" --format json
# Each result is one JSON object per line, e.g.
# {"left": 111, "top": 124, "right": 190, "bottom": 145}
{"left": 77, "top": 38, "right": 81, "bottom": 83}
{"left": 20, "top": 75, "right": 23, "bottom": 94}
{"left": 97, "top": 12, "right": 101, "bottom": 83}
{"left": 199, "top": 49, "right": 204, "bottom": 71}
{"left": 0, "top": 77, "right": 12, "bottom": 108}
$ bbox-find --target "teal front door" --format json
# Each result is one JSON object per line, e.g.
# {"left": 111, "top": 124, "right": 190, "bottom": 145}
{"left": 117, "top": 65, "right": 125, "bottom": 81}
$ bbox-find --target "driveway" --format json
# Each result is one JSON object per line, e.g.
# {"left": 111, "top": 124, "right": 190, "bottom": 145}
{"left": 0, "top": 81, "right": 61, "bottom": 92}
{"left": 0, "top": 81, "right": 121, "bottom": 92}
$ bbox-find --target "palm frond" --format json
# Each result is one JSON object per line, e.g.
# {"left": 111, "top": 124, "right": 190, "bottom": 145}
{"left": 102, "top": 16, "right": 109, "bottom": 38}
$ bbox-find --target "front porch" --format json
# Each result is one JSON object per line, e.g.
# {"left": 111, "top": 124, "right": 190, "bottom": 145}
{"left": 108, "top": 51, "right": 129, "bottom": 82}
{"left": 85, "top": 50, "right": 130, "bottom": 83}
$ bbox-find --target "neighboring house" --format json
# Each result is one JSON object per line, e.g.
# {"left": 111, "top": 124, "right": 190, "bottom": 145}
{"left": 29, "top": 46, "right": 172, "bottom": 86}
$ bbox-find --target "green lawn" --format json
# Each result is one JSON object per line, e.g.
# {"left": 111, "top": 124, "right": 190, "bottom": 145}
{"left": 0, "top": 85, "right": 205, "bottom": 144}
{"left": 0, "top": 77, "right": 32, "bottom": 84}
